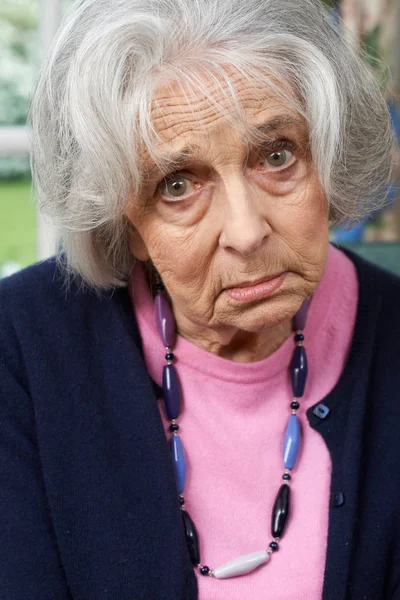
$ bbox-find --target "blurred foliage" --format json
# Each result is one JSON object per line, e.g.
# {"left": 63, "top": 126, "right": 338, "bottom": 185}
{"left": 0, "top": 2, "right": 36, "bottom": 30}
{"left": 0, "top": 0, "right": 37, "bottom": 178}
{"left": 0, "top": 80, "right": 29, "bottom": 126}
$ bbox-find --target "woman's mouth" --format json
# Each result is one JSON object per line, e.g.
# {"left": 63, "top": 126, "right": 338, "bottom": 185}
{"left": 225, "top": 273, "right": 288, "bottom": 303}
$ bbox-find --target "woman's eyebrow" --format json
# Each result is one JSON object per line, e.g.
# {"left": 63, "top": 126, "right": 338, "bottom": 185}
{"left": 250, "top": 115, "right": 307, "bottom": 141}
{"left": 143, "top": 143, "right": 201, "bottom": 178}
{"left": 144, "top": 114, "right": 307, "bottom": 177}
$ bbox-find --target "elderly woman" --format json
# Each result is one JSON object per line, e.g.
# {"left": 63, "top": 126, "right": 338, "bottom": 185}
{"left": 1, "top": 0, "right": 400, "bottom": 599}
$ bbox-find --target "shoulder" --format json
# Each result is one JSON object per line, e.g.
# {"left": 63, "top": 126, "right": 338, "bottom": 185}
{"left": 340, "top": 248, "right": 400, "bottom": 413}
{"left": 0, "top": 257, "right": 94, "bottom": 318}
{"left": 0, "top": 257, "right": 142, "bottom": 364}
{"left": 0, "top": 256, "right": 132, "bottom": 328}
{"left": 0, "top": 260, "right": 92, "bottom": 379}
{"left": 341, "top": 247, "right": 400, "bottom": 325}
{"left": 0, "top": 257, "right": 60, "bottom": 294}
{"left": 329, "top": 247, "right": 400, "bottom": 399}
{"left": 0, "top": 259, "right": 64, "bottom": 359}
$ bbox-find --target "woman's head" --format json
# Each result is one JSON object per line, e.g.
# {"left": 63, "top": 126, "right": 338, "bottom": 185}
{"left": 128, "top": 72, "right": 328, "bottom": 340}
{"left": 30, "top": 0, "right": 393, "bottom": 293}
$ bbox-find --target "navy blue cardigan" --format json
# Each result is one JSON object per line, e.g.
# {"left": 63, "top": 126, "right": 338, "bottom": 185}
{"left": 1, "top": 248, "right": 400, "bottom": 600}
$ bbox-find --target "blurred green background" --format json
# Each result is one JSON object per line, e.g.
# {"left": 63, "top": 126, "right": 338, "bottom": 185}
{"left": 0, "top": 180, "right": 35, "bottom": 270}
{"left": 1, "top": 0, "right": 400, "bottom": 278}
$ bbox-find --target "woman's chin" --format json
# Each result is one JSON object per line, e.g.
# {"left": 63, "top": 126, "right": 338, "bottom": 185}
{"left": 216, "top": 291, "right": 305, "bottom": 334}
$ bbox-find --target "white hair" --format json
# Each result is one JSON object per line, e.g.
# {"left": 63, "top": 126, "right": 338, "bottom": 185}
{"left": 29, "top": 0, "right": 394, "bottom": 289}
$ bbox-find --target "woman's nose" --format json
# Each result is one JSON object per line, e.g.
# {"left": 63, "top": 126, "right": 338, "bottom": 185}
{"left": 218, "top": 184, "right": 272, "bottom": 257}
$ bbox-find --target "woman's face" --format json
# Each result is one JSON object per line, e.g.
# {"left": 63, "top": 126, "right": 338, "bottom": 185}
{"left": 127, "top": 73, "right": 329, "bottom": 349}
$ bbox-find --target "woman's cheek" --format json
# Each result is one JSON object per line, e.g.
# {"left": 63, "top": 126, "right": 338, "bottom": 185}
{"left": 143, "top": 219, "right": 208, "bottom": 279}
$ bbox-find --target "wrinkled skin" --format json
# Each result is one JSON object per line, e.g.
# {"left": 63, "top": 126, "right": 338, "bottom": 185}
{"left": 126, "top": 72, "right": 329, "bottom": 362}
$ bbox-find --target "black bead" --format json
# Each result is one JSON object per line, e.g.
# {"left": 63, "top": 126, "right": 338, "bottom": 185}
{"left": 200, "top": 566, "right": 210, "bottom": 575}
{"left": 169, "top": 423, "right": 179, "bottom": 432}
{"left": 155, "top": 283, "right": 164, "bottom": 292}
{"left": 165, "top": 352, "right": 174, "bottom": 361}
{"left": 269, "top": 541, "right": 279, "bottom": 551}
{"left": 182, "top": 509, "right": 201, "bottom": 566}
{"left": 295, "top": 333, "right": 304, "bottom": 342}
{"left": 282, "top": 473, "right": 291, "bottom": 481}
{"left": 291, "top": 401, "right": 300, "bottom": 410}
{"left": 271, "top": 484, "right": 291, "bottom": 538}
{"left": 179, "top": 496, "right": 185, "bottom": 506}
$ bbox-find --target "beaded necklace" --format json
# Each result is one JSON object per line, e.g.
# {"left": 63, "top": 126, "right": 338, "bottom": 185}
{"left": 150, "top": 276, "right": 309, "bottom": 580}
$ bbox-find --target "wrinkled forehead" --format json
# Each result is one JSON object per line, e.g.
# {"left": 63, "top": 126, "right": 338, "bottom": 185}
{"left": 150, "top": 69, "right": 300, "bottom": 142}
{"left": 139, "top": 68, "right": 308, "bottom": 175}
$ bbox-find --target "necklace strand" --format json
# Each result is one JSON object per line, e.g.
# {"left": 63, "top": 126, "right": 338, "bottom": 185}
{"left": 152, "top": 278, "right": 309, "bottom": 579}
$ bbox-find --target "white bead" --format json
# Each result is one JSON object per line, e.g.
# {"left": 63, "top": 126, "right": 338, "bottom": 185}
{"left": 213, "top": 550, "right": 270, "bottom": 579}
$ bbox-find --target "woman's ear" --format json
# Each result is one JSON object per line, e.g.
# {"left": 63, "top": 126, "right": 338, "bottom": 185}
{"left": 127, "top": 225, "right": 150, "bottom": 261}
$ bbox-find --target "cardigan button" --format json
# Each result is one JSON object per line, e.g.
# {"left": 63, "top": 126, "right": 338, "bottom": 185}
{"left": 313, "top": 403, "right": 330, "bottom": 419}
{"left": 332, "top": 492, "right": 345, "bottom": 507}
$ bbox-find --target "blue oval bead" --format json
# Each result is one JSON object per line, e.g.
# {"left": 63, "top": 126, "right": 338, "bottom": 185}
{"left": 290, "top": 345, "right": 308, "bottom": 397}
{"left": 283, "top": 414, "right": 301, "bottom": 469}
{"left": 171, "top": 435, "right": 187, "bottom": 493}
{"left": 163, "top": 364, "right": 181, "bottom": 419}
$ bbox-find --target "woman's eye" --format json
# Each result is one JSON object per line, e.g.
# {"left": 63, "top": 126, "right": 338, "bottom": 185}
{"left": 158, "top": 175, "right": 193, "bottom": 200}
{"left": 264, "top": 148, "right": 294, "bottom": 169}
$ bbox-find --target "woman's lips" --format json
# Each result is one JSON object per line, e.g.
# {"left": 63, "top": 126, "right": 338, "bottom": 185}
{"left": 225, "top": 273, "right": 288, "bottom": 303}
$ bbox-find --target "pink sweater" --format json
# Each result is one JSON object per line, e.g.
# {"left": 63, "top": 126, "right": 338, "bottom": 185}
{"left": 130, "top": 245, "right": 358, "bottom": 599}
